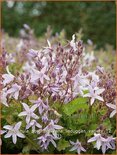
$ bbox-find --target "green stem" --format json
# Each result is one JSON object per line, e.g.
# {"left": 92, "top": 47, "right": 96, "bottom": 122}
{"left": 87, "top": 101, "right": 92, "bottom": 125}
{"left": 25, "top": 136, "right": 40, "bottom": 153}
{"left": 89, "top": 105, "right": 92, "bottom": 115}
{"left": 112, "top": 129, "right": 116, "bottom": 136}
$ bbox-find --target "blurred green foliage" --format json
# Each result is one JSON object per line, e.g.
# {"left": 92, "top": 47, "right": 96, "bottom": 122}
{"left": 2, "top": 1, "right": 116, "bottom": 48}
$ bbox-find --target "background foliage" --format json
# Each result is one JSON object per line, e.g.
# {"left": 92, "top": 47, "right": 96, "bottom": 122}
{"left": 2, "top": 1, "right": 116, "bottom": 49}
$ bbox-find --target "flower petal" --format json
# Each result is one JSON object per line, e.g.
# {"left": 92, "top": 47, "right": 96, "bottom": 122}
{"left": 96, "top": 88, "right": 105, "bottom": 95}
{"left": 14, "top": 122, "right": 22, "bottom": 130}
{"left": 12, "top": 134, "right": 17, "bottom": 144}
{"left": 96, "top": 139, "right": 101, "bottom": 150}
{"left": 32, "top": 113, "right": 39, "bottom": 119}
{"left": 2, "top": 74, "right": 14, "bottom": 86}
{"left": 13, "top": 91, "right": 19, "bottom": 100}
{"left": 101, "top": 144, "right": 107, "bottom": 154}
{"left": 26, "top": 123, "right": 31, "bottom": 129}
{"left": 30, "top": 104, "right": 38, "bottom": 112}
{"left": 53, "top": 125, "right": 63, "bottom": 130}
{"left": 51, "top": 139, "right": 57, "bottom": 148}
{"left": 91, "top": 98, "right": 95, "bottom": 105}
{"left": 44, "top": 74, "right": 50, "bottom": 81}
{"left": 4, "top": 131, "right": 12, "bottom": 138}
{"left": 77, "top": 148, "right": 81, "bottom": 154}
{"left": 70, "top": 146, "right": 77, "bottom": 151}
{"left": 3, "top": 125, "right": 13, "bottom": 130}
{"left": 7, "top": 87, "right": 15, "bottom": 94}
{"left": 36, "top": 123, "right": 42, "bottom": 129}
{"left": 88, "top": 137, "right": 96, "bottom": 143}
{"left": 81, "top": 146, "right": 86, "bottom": 152}
{"left": 70, "top": 140, "right": 75, "bottom": 145}
{"left": 96, "top": 96, "right": 104, "bottom": 102}
{"left": 18, "top": 111, "right": 27, "bottom": 117}
{"left": 110, "top": 110, "right": 116, "bottom": 118}
{"left": 106, "top": 103, "right": 116, "bottom": 110}
{"left": 1, "top": 90, "right": 9, "bottom": 107}
{"left": 0, "top": 130, "right": 6, "bottom": 135}
{"left": 26, "top": 115, "right": 30, "bottom": 124}
{"left": 17, "top": 131, "right": 25, "bottom": 138}
{"left": 22, "top": 102, "right": 30, "bottom": 111}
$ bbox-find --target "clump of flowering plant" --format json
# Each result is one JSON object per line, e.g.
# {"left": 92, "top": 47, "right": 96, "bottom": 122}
{"left": 1, "top": 34, "right": 116, "bottom": 154}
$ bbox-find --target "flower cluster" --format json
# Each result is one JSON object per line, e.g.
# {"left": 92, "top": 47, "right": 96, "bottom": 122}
{"left": 1, "top": 34, "right": 116, "bottom": 153}
{"left": 88, "top": 133, "right": 115, "bottom": 154}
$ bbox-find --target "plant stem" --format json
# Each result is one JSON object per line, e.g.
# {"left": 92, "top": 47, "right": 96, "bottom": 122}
{"left": 25, "top": 136, "right": 40, "bottom": 153}
{"left": 112, "top": 129, "right": 116, "bottom": 136}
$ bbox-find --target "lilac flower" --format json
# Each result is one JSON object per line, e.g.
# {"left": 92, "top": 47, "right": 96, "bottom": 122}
{"left": 72, "top": 85, "right": 86, "bottom": 97}
{"left": 30, "top": 67, "right": 50, "bottom": 84}
{"left": 3, "top": 122, "right": 25, "bottom": 144}
{"left": 31, "top": 98, "right": 49, "bottom": 114}
{"left": 71, "top": 69, "right": 89, "bottom": 98}
{"left": 62, "top": 88, "right": 72, "bottom": 104}
{"left": 70, "top": 140, "right": 86, "bottom": 154}
{"left": 44, "top": 120, "right": 63, "bottom": 132}
{"left": 106, "top": 103, "right": 116, "bottom": 118}
{"left": 59, "top": 68, "right": 67, "bottom": 83}
{"left": 84, "top": 86, "right": 105, "bottom": 105}
{"left": 6, "top": 53, "right": 15, "bottom": 64}
{"left": 2, "top": 66, "right": 14, "bottom": 86}
{"left": 43, "top": 120, "right": 63, "bottom": 138}
{"left": 71, "top": 69, "right": 89, "bottom": 88}
{"left": 101, "top": 136, "right": 116, "bottom": 154}
{"left": 1, "top": 88, "right": 9, "bottom": 106}
{"left": 26, "top": 120, "right": 42, "bottom": 133}
{"left": 42, "top": 111, "right": 49, "bottom": 123}
{"left": 23, "top": 61, "right": 36, "bottom": 72}
{"left": 2, "top": 73, "right": 14, "bottom": 86}
{"left": 0, "top": 130, "right": 6, "bottom": 145}
{"left": 88, "top": 71, "right": 99, "bottom": 84}
{"left": 88, "top": 133, "right": 106, "bottom": 150}
{"left": 88, "top": 134, "right": 116, "bottom": 154}
{"left": 38, "top": 132, "right": 58, "bottom": 150}
{"left": 0, "top": 130, "right": 6, "bottom": 135}
{"left": 90, "top": 80, "right": 99, "bottom": 90}
{"left": 58, "top": 89, "right": 66, "bottom": 100}
{"left": 7, "top": 83, "right": 21, "bottom": 100}
{"left": 27, "top": 49, "right": 38, "bottom": 59}
{"left": 41, "top": 56, "right": 49, "bottom": 68}
{"left": 107, "top": 136, "right": 116, "bottom": 150}
{"left": 96, "top": 66, "right": 105, "bottom": 73}
{"left": 18, "top": 103, "right": 39, "bottom": 124}
{"left": 49, "top": 85, "right": 60, "bottom": 93}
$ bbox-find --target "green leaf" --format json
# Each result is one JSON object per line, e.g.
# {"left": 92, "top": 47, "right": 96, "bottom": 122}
{"left": 83, "top": 90, "right": 89, "bottom": 95}
{"left": 57, "top": 139, "right": 70, "bottom": 151}
{"left": 22, "top": 145, "right": 31, "bottom": 154}
{"left": 103, "top": 118, "right": 112, "bottom": 131}
{"left": 63, "top": 97, "right": 88, "bottom": 116}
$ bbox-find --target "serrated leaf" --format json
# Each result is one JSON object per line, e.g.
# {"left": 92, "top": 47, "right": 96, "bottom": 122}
{"left": 57, "top": 139, "right": 70, "bottom": 151}
{"left": 63, "top": 97, "right": 88, "bottom": 116}
{"left": 77, "top": 113, "right": 89, "bottom": 124}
